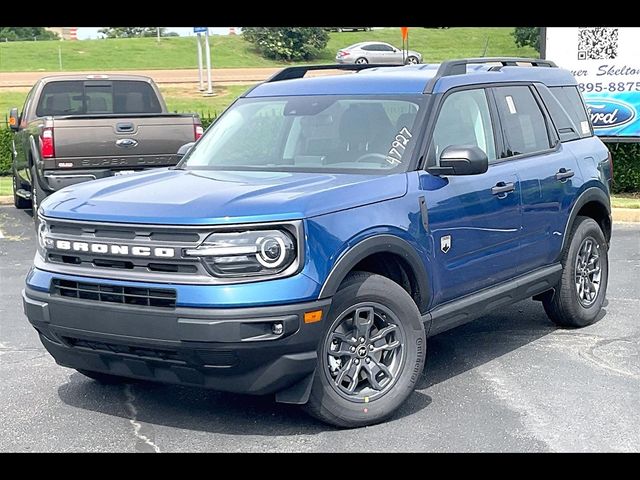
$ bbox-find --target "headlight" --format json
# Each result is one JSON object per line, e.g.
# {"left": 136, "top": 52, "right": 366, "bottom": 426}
{"left": 184, "top": 229, "right": 297, "bottom": 277}
{"left": 37, "top": 217, "right": 54, "bottom": 258}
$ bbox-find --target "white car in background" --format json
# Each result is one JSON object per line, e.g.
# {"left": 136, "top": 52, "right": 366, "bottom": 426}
{"left": 336, "top": 41, "right": 423, "bottom": 65}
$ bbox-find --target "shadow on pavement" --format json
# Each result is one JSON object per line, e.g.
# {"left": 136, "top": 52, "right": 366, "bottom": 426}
{"left": 53, "top": 297, "right": 590, "bottom": 435}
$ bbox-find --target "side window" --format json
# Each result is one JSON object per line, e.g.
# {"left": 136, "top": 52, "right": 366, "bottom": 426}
{"left": 379, "top": 44, "right": 395, "bottom": 52}
{"left": 536, "top": 84, "right": 580, "bottom": 142}
{"left": 494, "top": 86, "right": 551, "bottom": 157}
{"left": 431, "top": 89, "right": 496, "bottom": 162}
{"left": 20, "top": 88, "right": 34, "bottom": 123}
{"left": 361, "top": 45, "right": 375, "bottom": 51}
{"left": 550, "top": 86, "right": 592, "bottom": 138}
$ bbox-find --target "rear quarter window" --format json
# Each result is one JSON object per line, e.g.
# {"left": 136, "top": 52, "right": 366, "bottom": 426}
{"left": 549, "top": 86, "right": 592, "bottom": 138}
{"left": 536, "top": 84, "right": 581, "bottom": 142}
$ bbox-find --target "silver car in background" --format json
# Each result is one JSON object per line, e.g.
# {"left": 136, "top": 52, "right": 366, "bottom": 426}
{"left": 336, "top": 42, "right": 423, "bottom": 65}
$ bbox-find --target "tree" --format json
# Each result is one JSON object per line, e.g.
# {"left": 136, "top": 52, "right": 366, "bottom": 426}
{"left": 242, "top": 27, "right": 329, "bottom": 61}
{"left": 512, "top": 27, "right": 540, "bottom": 53}
{"left": 99, "top": 27, "right": 167, "bottom": 38}
{"left": 0, "top": 27, "right": 59, "bottom": 41}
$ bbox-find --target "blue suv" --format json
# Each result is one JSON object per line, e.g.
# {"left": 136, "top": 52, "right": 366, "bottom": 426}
{"left": 24, "top": 58, "right": 613, "bottom": 427}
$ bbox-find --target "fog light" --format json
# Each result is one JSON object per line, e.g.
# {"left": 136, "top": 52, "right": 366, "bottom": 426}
{"left": 272, "top": 322, "right": 284, "bottom": 335}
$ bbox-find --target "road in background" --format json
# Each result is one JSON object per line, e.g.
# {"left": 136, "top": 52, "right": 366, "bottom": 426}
{"left": 1, "top": 205, "right": 639, "bottom": 452}
{"left": 0, "top": 68, "right": 281, "bottom": 88}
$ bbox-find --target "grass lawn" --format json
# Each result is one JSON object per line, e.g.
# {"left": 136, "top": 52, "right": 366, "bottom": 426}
{"left": 612, "top": 194, "right": 640, "bottom": 209}
{"left": 0, "top": 176, "right": 11, "bottom": 196}
{"left": 0, "top": 28, "right": 536, "bottom": 72}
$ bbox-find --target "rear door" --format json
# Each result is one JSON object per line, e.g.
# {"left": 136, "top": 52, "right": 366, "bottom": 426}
{"left": 491, "top": 85, "right": 579, "bottom": 272}
{"left": 424, "top": 87, "right": 522, "bottom": 305}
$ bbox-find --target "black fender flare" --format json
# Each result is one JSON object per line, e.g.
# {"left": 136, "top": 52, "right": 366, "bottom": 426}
{"left": 560, "top": 186, "right": 611, "bottom": 257}
{"left": 318, "top": 234, "right": 430, "bottom": 312}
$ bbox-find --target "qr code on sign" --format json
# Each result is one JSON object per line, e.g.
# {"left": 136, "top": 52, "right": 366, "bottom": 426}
{"left": 578, "top": 27, "right": 618, "bottom": 60}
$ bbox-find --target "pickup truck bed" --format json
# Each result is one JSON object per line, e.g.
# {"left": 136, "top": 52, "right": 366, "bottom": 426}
{"left": 8, "top": 74, "right": 202, "bottom": 219}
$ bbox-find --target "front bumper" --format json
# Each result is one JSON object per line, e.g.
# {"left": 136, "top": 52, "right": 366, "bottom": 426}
{"left": 23, "top": 286, "right": 331, "bottom": 395}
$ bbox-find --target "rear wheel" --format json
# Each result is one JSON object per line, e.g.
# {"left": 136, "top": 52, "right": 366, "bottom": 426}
{"left": 355, "top": 57, "right": 368, "bottom": 65}
{"left": 76, "top": 369, "right": 131, "bottom": 385}
{"left": 304, "top": 272, "right": 426, "bottom": 428}
{"left": 543, "top": 216, "right": 609, "bottom": 328}
{"left": 12, "top": 167, "right": 30, "bottom": 209}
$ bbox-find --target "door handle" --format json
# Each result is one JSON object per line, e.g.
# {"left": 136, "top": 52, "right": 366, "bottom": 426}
{"left": 491, "top": 181, "right": 515, "bottom": 196}
{"left": 555, "top": 168, "right": 575, "bottom": 181}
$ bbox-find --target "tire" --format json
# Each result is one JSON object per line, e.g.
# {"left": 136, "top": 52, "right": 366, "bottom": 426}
{"left": 543, "top": 216, "right": 609, "bottom": 328}
{"left": 76, "top": 369, "right": 131, "bottom": 385}
{"left": 355, "top": 57, "right": 368, "bottom": 65}
{"left": 405, "top": 56, "right": 420, "bottom": 65}
{"left": 30, "top": 164, "right": 47, "bottom": 225}
{"left": 12, "top": 167, "right": 30, "bottom": 209}
{"left": 304, "top": 272, "right": 426, "bottom": 428}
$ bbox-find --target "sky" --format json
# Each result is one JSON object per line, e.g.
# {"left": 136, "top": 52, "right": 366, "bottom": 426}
{"left": 77, "top": 27, "right": 237, "bottom": 39}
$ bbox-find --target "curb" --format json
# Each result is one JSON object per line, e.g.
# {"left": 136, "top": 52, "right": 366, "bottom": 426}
{"left": 2, "top": 194, "right": 638, "bottom": 223}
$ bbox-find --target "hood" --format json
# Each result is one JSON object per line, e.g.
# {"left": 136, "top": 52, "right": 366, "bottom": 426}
{"left": 41, "top": 169, "right": 408, "bottom": 225}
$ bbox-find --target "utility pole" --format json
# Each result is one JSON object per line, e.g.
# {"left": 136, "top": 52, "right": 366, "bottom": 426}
{"left": 157, "top": 27, "right": 160, "bottom": 43}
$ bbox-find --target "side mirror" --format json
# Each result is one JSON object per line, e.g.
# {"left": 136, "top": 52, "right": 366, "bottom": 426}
{"left": 8, "top": 107, "right": 19, "bottom": 132}
{"left": 177, "top": 142, "right": 195, "bottom": 156}
{"left": 428, "top": 145, "right": 489, "bottom": 176}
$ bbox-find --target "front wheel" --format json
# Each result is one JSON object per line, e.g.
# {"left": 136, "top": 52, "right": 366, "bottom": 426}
{"left": 30, "top": 164, "right": 47, "bottom": 225}
{"left": 304, "top": 272, "right": 426, "bottom": 428}
{"left": 13, "top": 167, "right": 30, "bottom": 209}
{"left": 543, "top": 216, "right": 609, "bottom": 328}
{"left": 405, "top": 56, "right": 420, "bottom": 65}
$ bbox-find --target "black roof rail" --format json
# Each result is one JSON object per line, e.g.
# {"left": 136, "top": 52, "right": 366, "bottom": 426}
{"left": 424, "top": 57, "right": 558, "bottom": 93}
{"left": 264, "top": 63, "right": 404, "bottom": 82}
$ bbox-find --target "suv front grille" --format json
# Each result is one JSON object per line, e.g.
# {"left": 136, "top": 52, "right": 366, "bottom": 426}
{"left": 52, "top": 279, "right": 176, "bottom": 308}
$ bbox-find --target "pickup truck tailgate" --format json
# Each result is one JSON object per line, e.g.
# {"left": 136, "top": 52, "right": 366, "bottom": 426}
{"left": 50, "top": 115, "right": 197, "bottom": 167}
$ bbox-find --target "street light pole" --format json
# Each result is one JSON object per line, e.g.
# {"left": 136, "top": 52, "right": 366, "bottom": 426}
{"left": 204, "top": 29, "right": 213, "bottom": 96}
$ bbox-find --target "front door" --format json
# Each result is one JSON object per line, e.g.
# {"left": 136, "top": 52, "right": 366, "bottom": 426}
{"left": 423, "top": 88, "right": 522, "bottom": 306}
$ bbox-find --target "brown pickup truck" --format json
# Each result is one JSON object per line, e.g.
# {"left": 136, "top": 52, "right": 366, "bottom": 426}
{"left": 8, "top": 74, "right": 202, "bottom": 221}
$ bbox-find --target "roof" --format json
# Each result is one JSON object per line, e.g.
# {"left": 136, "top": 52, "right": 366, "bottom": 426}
{"left": 246, "top": 62, "right": 578, "bottom": 98}
{"left": 38, "top": 73, "right": 155, "bottom": 84}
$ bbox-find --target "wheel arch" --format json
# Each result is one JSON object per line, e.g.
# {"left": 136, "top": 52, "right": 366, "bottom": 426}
{"left": 318, "top": 234, "right": 430, "bottom": 314}
{"left": 560, "top": 186, "right": 612, "bottom": 258}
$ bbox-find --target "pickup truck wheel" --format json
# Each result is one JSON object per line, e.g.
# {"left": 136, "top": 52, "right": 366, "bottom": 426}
{"left": 13, "top": 169, "right": 31, "bottom": 209}
{"left": 30, "top": 164, "right": 47, "bottom": 225}
{"left": 76, "top": 369, "right": 131, "bottom": 385}
{"left": 543, "top": 216, "right": 609, "bottom": 328}
{"left": 304, "top": 272, "right": 426, "bottom": 428}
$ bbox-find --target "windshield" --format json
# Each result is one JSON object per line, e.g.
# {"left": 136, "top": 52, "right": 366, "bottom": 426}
{"left": 183, "top": 95, "right": 425, "bottom": 174}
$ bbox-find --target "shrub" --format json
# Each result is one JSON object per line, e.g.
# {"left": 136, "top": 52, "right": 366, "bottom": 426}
{"left": 241, "top": 27, "right": 329, "bottom": 61}
{"left": 512, "top": 27, "right": 540, "bottom": 53}
{"left": 0, "top": 127, "right": 12, "bottom": 175}
{"left": 606, "top": 142, "right": 640, "bottom": 193}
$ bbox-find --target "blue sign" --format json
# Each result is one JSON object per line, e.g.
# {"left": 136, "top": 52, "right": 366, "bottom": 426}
{"left": 193, "top": 27, "right": 208, "bottom": 33}
{"left": 584, "top": 92, "right": 640, "bottom": 138}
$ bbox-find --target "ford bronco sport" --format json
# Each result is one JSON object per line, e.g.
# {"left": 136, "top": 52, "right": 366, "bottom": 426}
{"left": 24, "top": 59, "right": 613, "bottom": 428}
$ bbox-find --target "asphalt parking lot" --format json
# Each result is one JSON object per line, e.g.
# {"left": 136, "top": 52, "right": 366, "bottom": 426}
{"left": 0, "top": 204, "right": 638, "bottom": 452}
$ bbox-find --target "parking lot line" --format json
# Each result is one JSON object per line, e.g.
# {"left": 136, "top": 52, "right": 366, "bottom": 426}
{"left": 0, "top": 230, "right": 4, "bottom": 239}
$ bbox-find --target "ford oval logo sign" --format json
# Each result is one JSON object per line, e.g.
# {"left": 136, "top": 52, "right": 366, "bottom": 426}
{"left": 587, "top": 100, "right": 636, "bottom": 129}
{"left": 115, "top": 138, "right": 138, "bottom": 148}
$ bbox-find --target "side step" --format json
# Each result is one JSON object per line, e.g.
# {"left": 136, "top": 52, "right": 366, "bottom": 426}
{"left": 16, "top": 189, "right": 32, "bottom": 200}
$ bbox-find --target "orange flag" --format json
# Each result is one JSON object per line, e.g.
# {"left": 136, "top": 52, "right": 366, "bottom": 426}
{"left": 400, "top": 27, "right": 409, "bottom": 41}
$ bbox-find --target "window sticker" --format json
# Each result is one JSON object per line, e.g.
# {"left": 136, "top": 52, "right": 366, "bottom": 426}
{"left": 581, "top": 120, "right": 591, "bottom": 135}
{"left": 386, "top": 126, "right": 413, "bottom": 165}
{"left": 505, "top": 95, "right": 517, "bottom": 114}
